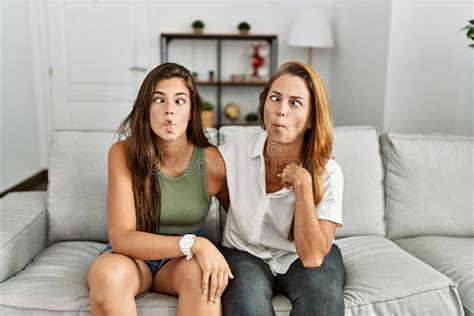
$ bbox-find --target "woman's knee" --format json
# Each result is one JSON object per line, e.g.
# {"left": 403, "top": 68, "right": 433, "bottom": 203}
{"left": 222, "top": 259, "right": 274, "bottom": 312}
{"left": 174, "top": 258, "right": 204, "bottom": 294}
{"left": 291, "top": 280, "right": 344, "bottom": 315}
{"left": 88, "top": 254, "right": 142, "bottom": 300}
{"left": 222, "top": 277, "right": 274, "bottom": 316}
{"left": 222, "top": 271, "right": 275, "bottom": 316}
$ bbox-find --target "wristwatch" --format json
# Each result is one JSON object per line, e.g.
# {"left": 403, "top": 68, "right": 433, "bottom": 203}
{"left": 179, "top": 234, "right": 196, "bottom": 260}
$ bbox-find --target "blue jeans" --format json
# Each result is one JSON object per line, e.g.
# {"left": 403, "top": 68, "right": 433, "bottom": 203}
{"left": 220, "top": 244, "right": 346, "bottom": 316}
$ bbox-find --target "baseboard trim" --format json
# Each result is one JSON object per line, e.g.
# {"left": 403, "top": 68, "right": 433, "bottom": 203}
{"left": 0, "top": 169, "right": 48, "bottom": 198}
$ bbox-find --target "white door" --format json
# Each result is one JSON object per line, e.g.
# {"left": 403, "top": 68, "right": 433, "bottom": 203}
{"left": 46, "top": 0, "right": 153, "bottom": 130}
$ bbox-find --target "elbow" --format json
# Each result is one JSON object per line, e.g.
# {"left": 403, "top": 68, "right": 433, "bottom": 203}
{"left": 297, "top": 244, "right": 329, "bottom": 268}
{"left": 301, "top": 256, "right": 324, "bottom": 268}
{"left": 109, "top": 232, "right": 132, "bottom": 255}
{"left": 109, "top": 241, "right": 123, "bottom": 255}
{"left": 299, "top": 247, "right": 328, "bottom": 268}
{"left": 109, "top": 239, "right": 123, "bottom": 254}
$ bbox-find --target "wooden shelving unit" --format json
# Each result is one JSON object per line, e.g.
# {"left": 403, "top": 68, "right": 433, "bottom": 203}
{"left": 195, "top": 81, "right": 267, "bottom": 87}
{"left": 160, "top": 33, "right": 278, "bottom": 128}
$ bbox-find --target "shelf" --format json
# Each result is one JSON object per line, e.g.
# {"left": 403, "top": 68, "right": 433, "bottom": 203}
{"left": 219, "top": 122, "right": 260, "bottom": 127}
{"left": 161, "top": 33, "right": 277, "bottom": 42}
{"left": 196, "top": 81, "right": 267, "bottom": 87}
{"left": 160, "top": 32, "right": 278, "bottom": 128}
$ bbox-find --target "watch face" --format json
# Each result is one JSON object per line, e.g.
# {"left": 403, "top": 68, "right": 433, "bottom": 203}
{"left": 180, "top": 235, "right": 193, "bottom": 248}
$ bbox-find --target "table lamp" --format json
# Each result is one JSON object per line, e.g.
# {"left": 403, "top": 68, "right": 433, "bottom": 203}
{"left": 287, "top": 9, "right": 334, "bottom": 66}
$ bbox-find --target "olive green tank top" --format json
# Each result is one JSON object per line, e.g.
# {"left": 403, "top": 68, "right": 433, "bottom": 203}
{"left": 157, "top": 145, "right": 212, "bottom": 234}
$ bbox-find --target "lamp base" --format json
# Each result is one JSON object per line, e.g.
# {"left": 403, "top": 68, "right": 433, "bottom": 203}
{"left": 307, "top": 47, "right": 313, "bottom": 67}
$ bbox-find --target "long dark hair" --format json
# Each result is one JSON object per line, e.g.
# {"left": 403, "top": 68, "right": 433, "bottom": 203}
{"left": 259, "top": 61, "right": 334, "bottom": 241}
{"left": 117, "top": 63, "right": 210, "bottom": 233}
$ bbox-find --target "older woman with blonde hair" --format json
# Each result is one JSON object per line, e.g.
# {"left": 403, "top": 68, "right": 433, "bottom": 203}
{"left": 219, "top": 61, "right": 346, "bottom": 315}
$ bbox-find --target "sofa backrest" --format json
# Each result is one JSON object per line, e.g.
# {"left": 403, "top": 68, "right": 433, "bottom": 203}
{"left": 332, "top": 126, "right": 386, "bottom": 237}
{"left": 48, "top": 127, "right": 473, "bottom": 245}
{"left": 47, "top": 129, "right": 219, "bottom": 245}
{"left": 218, "top": 125, "right": 386, "bottom": 238}
{"left": 381, "top": 133, "right": 473, "bottom": 240}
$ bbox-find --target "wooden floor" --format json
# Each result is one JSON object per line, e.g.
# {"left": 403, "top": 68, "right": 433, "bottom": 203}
{"left": 0, "top": 170, "right": 48, "bottom": 198}
{"left": 28, "top": 180, "right": 48, "bottom": 191}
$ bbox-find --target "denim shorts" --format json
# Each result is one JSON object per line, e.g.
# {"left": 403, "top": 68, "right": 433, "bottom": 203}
{"left": 98, "top": 244, "right": 170, "bottom": 278}
{"left": 98, "top": 230, "right": 202, "bottom": 278}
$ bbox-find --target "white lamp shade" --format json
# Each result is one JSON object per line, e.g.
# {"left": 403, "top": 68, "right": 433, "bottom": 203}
{"left": 288, "top": 9, "right": 334, "bottom": 48}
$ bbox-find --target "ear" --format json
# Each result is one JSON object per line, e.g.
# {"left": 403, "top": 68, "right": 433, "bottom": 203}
{"left": 307, "top": 119, "right": 313, "bottom": 129}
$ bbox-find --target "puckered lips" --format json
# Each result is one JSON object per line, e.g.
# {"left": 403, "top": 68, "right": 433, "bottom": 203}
{"left": 163, "top": 120, "right": 178, "bottom": 133}
{"left": 272, "top": 119, "right": 287, "bottom": 130}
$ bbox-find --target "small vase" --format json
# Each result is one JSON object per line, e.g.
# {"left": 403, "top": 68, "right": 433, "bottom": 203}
{"left": 193, "top": 28, "right": 203, "bottom": 35}
{"left": 201, "top": 111, "right": 214, "bottom": 128}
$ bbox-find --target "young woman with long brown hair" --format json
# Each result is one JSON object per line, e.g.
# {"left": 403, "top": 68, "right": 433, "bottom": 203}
{"left": 219, "top": 61, "right": 346, "bottom": 315}
{"left": 86, "top": 63, "right": 232, "bottom": 316}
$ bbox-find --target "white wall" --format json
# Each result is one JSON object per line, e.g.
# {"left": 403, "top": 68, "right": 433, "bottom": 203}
{"left": 1, "top": 0, "right": 472, "bottom": 191}
{"left": 0, "top": 1, "right": 3, "bottom": 190}
{"left": 1, "top": 0, "right": 43, "bottom": 192}
{"left": 151, "top": 1, "right": 333, "bottom": 122}
{"left": 330, "top": 0, "right": 392, "bottom": 130}
{"left": 383, "top": 0, "right": 473, "bottom": 135}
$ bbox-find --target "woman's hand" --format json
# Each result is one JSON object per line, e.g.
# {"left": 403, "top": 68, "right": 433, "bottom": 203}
{"left": 192, "top": 237, "right": 234, "bottom": 302}
{"left": 278, "top": 163, "right": 312, "bottom": 191}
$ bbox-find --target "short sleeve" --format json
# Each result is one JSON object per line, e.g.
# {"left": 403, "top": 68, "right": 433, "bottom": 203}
{"left": 315, "top": 159, "right": 343, "bottom": 227}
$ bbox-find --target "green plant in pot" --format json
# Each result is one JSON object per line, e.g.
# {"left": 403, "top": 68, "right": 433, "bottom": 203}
{"left": 192, "top": 20, "right": 205, "bottom": 34}
{"left": 201, "top": 101, "right": 214, "bottom": 127}
{"left": 208, "top": 70, "right": 215, "bottom": 82}
{"left": 238, "top": 21, "right": 251, "bottom": 35}
{"left": 461, "top": 19, "right": 474, "bottom": 48}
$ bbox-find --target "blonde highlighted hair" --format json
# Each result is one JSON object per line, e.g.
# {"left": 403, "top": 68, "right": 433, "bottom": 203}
{"left": 258, "top": 61, "right": 334, "bottom": 241}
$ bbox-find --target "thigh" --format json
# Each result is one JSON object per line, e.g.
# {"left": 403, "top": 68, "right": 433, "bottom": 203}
{"left": 87, "top": 252, "right": 153, "bottom": 297}
{"left": 152, "top": 256, "right": 203, "bottom": 295}
{"left": 276, "top": 244, "right": 346, "bottom": 315}
{"left": 220, "top": 247, "right": 276, "bottom": 316}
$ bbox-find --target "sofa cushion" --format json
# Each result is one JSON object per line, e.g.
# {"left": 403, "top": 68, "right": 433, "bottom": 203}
{"left": 0, "top": 238, "right": 464, "bottom": 315}
{"left": 47, "top": 129, "right": 220, "bottom": 245}
{"left": 336, "top": 235, "right": 464, "bottom": 315}
{"left": 0, "top": 241, "right": 176, "bottom": 315}
{"left": 0, "top": 192, "right": 47, "bottom": 283}
{"left": 0, "top": 241, "right": 290, "bottom": 315}
{"left": 219, "top": 126, "right": 386, "bottom": 237}
{"left": 381, "top": 133, "right": 474, "bottom": 239}
{"left": 48, "top": 130, "right": 112, "bottom": 244}
{"left": 332, "top": 126, "right": 385, "bottom": 237}
{"left": 395, "top": 236, "right": 474, "bottom": 316}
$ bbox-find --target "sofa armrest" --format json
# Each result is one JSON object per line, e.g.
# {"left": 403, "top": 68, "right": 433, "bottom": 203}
{"left": 0, "top": 191, "right": 47, "bottom": 283}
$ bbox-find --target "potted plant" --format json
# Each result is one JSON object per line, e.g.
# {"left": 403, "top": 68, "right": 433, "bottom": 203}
{"left": 461, "top": 19, "right": 474, "bottom": 48}
{"left": 201, "top": 101, "right": 214, "bottom": 127}
{"left": 245, "top": 112, "right": 259, "bottom": 125}
{"left": 192, "top": 20, "right": 205, "bottom": 34}
{"left": 238, "top": 21, "right": 251, "bottom": 35}
{"left": 208, "top": 70, "right": 215, "bottom": 82}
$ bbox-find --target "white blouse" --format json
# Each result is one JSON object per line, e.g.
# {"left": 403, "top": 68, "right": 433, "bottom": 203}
{"left": 219, "top": 130, "right": 344, "bottom": 275}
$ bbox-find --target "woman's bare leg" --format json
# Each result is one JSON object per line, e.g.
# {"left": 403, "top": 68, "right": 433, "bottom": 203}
{"left": 153, "top": 257, "right": 221, "bottom": 316}
{"left": 87, "top": 253, "right": 153, "bottom": 316}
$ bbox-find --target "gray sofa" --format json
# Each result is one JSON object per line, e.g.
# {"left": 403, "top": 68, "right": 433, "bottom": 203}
{"left": 0, "top": 126, "right": 472, "bottom": 315}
